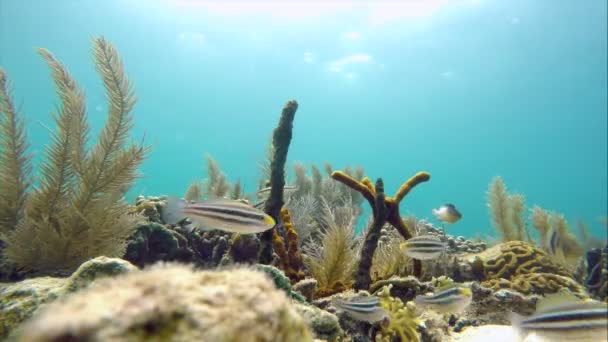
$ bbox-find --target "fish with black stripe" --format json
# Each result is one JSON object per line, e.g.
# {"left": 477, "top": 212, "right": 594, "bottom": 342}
{"left": 414, "top": 287, "right": 472, "bottom": 314}
{"left": 162, "top": 197, "right": 275, "bottom": 234}
{"left": 510, "top": 292, "right": 608, "bottom": 342}
{"left": 331, "top": 295, "right": 388, "bottom": 323}
{"left": 400, "top": 235, "right": 448, "bottom": 260}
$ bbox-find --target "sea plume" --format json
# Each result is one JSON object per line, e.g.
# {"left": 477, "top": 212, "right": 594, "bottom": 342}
{"left": 1, "top": 37, "right": 149, "bottom": 274}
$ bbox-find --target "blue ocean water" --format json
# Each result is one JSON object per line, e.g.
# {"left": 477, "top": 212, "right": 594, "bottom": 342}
{"left": 1, "top": 0, "right": 606, "bottom": 239}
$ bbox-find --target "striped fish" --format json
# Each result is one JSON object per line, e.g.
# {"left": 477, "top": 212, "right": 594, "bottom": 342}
{"left": 511, "top": 293, "right": 608, "bottom": 341}
{"left": 162, "top": 197, "right": 275, "bottom": 234}
{"left": 400, "top": 235, "right": 447, "bottom": 260}
{"left": 331, "top": 295, "right": 388, "bottom": 323}
{"left": 414, "top": 287, "right": 472, "bottom": 314}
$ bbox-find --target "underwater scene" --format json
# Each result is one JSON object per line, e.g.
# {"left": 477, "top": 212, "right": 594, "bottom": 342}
{"left": 0, "top": 0, "right": 606, "bottom": 341}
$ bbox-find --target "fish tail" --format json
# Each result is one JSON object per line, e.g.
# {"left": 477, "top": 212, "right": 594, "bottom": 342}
{"left": 162, "top": 196, "right": 186, "bottom": 225}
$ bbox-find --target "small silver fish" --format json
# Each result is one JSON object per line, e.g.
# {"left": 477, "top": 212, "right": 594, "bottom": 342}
{"left": 162, "top": 197, "right": 275, "bottom": 234}
{"left": 432, "top": 204, "right": 462, "bottom": 223}
{"left": 400, "top": 235, "right": 447, "bottom": 260}
{"left": 331, "top": 296, "right": 388, "bottom": 323}
{"left": 414, "top": 287, "right": 472, "bottom": 314}
{"left": 256, "top": 184, "right": 297, "bottom": 196}
{"left": 511, "top": 292, "right": 608, "bottom": 342}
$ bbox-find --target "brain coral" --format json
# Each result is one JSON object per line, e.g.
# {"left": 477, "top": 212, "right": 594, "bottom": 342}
{"left": 477, "top": 241, "right": 571, "bottom": 280}
{"left": 19, "top": 264, "right": 312, "bottom": 342}
{"left": 481, "top": 273, "right": 585, "bottom": 296}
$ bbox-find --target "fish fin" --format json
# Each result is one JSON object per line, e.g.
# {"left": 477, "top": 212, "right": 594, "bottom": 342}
{"left": 508, "top": 311, "right": 525, "bottom": 329}
{"left": 161, "top": 196, "right": 186, "bottom": 225}
{"left": 535, "top": 292, "right": 581, "bottom": 313}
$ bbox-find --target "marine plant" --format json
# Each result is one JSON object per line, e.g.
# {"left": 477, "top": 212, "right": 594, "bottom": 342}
{"left": 331, "top": 170, "right": 430, "bottom": 290}
{"left": 530, "top": 206, "right": 583, "bottom": 270}
{"left": 284, "top": 193, "right": 318, "bottom": 245}
{"left": 371, "top": 224, "right": 410, "bottom": 283}
{"left": 375, "top": 284, "right": 421, "bottom": 342}
{"left": 487, "top": 176, "right": 529, "bottom": 242}
{"left": 184, "top": 155, "right": 240, "bottom": 202}
{"left": 0, "top": 37, "right": 149, "bottom": 274}
{"left": 291, "top": 162, "right": 364, "bottom": 215}
{"left": 302, "top": 197, "right": 360, "bottom": 297}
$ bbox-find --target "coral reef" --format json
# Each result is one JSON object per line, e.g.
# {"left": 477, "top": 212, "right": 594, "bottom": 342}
{"left": 375, "top": 284, "right": 422, "bottom": 342}
{"left": 124, "top": 222, "right": 194, "bottom": 267}
{"left": 370, "top": 276, "right": 429, "bottom": 303}
{"left": 459, "top": 282, "right": 538, "bottom": 327}
{"left": 271, "top": 207, "right": 305, "bottom": 282}
{"left": 229, "top": 232, "right": 261, "bottom": 263}
{"left": 255, "top": 264, "right": 307, "bottom": 303}
{"left": 302, "top": 198, "right": 360, "bottom": 297}
{"left": 0, "top": 257, "right": 135, "bottom": 339}
{"left": 130, "top": 195, "right": 166, "bottom": 222}
{"left": 259, "top": 100, "right": 298, "bottom": 263}
{"left": 331, "top": 171, "right": 430, "bottom": 290}
{"left": 292, "top": 278, "right": 318, "bottom": 302}
{"left": 18, "top": 264, "right": 312, "bottom": 342}
{"left": 0, "top": 37, "right": 148, "bottom": 274}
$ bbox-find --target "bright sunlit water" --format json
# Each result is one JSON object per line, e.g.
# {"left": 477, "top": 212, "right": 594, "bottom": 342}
{"left": 1, "top": 0, "right": 606, "bottom": 238}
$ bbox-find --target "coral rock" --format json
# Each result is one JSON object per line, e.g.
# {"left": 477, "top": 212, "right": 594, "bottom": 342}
{"left": 0, "top": 257, "right": 136, "bottom": 339}
{"left": 19, "top": 264, "right": 312, "bottom": 342}
{"left": 295, "top": 303, "right": 342, "bottom": 341}
{"left": 124, "top": 223, "right": 194, "bottom": 267}
{"left": 293, "top": 278, "right": 319, "bottom": 302}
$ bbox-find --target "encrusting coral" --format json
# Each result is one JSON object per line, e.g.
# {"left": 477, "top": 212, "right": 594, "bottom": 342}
{"left": 331, "top": 171, "right": 430, "bottom": 290}
{"left": 374, "top": 284, "right": 421, "bottom": 342}
{"left": 482, "top": 272, "right": 586, "bottom": 296}
{"left": 18, "top": 264, "right": 312, "bottom": 342}
{"left": 271, "top": 207, "right": 305, "bottom": 282}
{"left": 0, "top": 37, "right": 149, "bottom": 274}
{"left": 259, "top": 100, "right": 298, "bottom": 263}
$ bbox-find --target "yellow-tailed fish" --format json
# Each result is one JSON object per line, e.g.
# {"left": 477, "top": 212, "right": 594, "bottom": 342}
{"left": 331, "top": 295, "right": 388, "bottom": 323}
{"left": 432, "top": 204, "right": 462, "bottom": 224}
{"left": 400, "top": 235, "right": 447, "bottom": 260}
{"left": 414, "top": 287, "right": 472, "bottom": 314}
{"left": 510, "top": 292, "right": 608, "bottom": 342}
{"left": 162, "top": 197, "right": 275, "bottom": 234}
